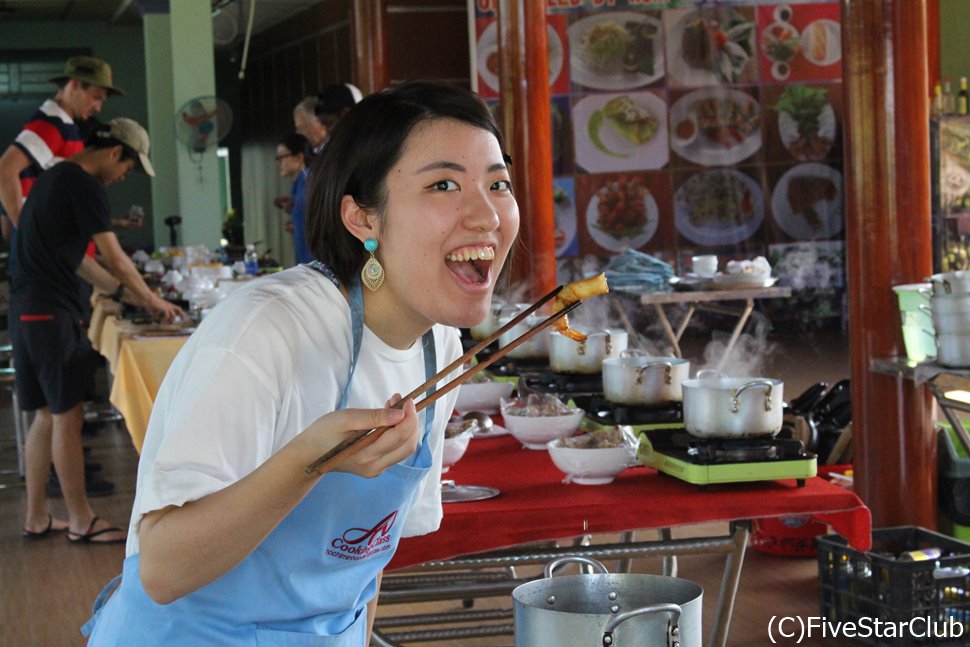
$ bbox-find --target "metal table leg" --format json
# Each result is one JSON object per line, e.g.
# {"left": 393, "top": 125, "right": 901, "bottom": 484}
{"left": 709, "top": 522, "right": 750, "bottom": 647}
{"left": 715, "top": 299, "right": 755, "bottom": 372}
{"left": 654, "top": 303, "right": 683, "bottom": 357}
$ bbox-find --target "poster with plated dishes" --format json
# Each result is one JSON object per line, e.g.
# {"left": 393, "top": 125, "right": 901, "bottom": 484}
{"left": 471, "top": 0, "right": 845, "bottom": 326}
{"left": 756, "top": 3, "right": 841, "bottom": 83}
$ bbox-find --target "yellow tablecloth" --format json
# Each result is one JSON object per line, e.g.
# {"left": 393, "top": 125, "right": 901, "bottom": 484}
{"left": 109, "top": 334, "right": 188, "bottom": 453}
{"left": 88, "top": 297, "right": 122, "bottom": 349}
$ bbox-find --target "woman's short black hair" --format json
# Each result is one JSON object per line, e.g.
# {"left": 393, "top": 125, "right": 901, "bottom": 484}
{"left": 279, "top": 132, "right": 310, "bottom": 161}
{"left": 306, "top": 81, "right": 506, "bottom": 286}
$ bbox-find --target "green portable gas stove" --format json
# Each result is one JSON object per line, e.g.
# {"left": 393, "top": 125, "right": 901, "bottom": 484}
{"left": 583, "top": 397, "right": 816, "bottom": 487}
{"left": 637, "top": 427, "right": 817, "bottom": 487}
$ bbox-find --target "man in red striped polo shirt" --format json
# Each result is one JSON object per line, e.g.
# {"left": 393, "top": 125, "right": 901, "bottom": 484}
{"left": 0, "top": 56, "right": 124, "bottom": 238}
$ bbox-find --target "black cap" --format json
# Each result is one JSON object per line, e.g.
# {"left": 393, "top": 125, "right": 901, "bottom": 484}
{"left": 315, "top": 83, "right": 361, "bottom": 118}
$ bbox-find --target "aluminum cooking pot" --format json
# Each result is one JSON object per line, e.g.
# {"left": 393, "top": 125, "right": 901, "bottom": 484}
{"left": 935, "top": 332, "right": 970, "bottom": 368}
{"left": 513, "top": 557, "right": 702, "bottom": 647}
{"left": 498, "top": 312, "right": 549, "bottom": 359}
{"left": 470, "top": 302, "right": 528, "bottom": 341}
{"left": 549, "top": 329, "right": 628, "bottom": 374}
{"left": 602, "top": 350, "right": 690, "bottom": 406}
{"left": 682, "top": 370, "right": 784, "bottom": 438}
{"left": 927, "top": 271, "right": 970, "bottom": 296}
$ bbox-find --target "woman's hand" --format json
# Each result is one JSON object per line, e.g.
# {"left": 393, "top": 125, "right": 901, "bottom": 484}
{"left": 302, "top": 397, "right": 420, "bottom": 478}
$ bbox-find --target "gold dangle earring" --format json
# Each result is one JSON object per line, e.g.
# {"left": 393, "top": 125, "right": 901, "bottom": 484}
{"left": 361, "top": 237, "right": 384, "bottom": 291}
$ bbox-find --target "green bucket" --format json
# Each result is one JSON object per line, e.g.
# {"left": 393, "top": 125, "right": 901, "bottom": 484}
{"left": 893, "top": 283, "right": 935, "bottom": 361}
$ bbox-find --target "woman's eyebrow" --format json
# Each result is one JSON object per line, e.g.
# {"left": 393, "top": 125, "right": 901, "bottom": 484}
{"left": 416, "top": 160, "right": 465, "bottom": 174}
{"left": 415, "top": 161, "right": 509, "bottom": 174}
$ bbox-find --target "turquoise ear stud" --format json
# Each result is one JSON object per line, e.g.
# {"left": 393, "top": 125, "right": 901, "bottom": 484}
{"left": 361, "top": 237, "right": 384, "bottom": 291}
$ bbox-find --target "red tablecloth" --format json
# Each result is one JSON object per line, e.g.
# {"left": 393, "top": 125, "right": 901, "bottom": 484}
{"left": 391, "top": 435, "right": 871, "bottom": 570}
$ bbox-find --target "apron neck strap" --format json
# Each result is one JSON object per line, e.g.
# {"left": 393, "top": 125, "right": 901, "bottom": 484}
{"left": 306, "top": 261, "right": 437, "bottom": 431}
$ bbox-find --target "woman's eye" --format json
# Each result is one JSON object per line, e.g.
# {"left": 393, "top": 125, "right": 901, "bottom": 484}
{"left": 430, "top": 180, "right": 459, "bottom": 191}
{"left": 492, "top": 179, "right": 513, "bottom": 191}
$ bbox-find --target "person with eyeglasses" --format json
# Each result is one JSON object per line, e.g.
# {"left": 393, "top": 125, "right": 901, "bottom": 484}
{"left": 272, "top": 133, "right": 312, "bottom": 264}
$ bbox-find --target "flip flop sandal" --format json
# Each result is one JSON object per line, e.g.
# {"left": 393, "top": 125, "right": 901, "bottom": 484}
{"left": 22, "top": 514, "right": 56, "bottom": 540}
{"left": 67, "top": 516, "right": 126, "bottom": 544}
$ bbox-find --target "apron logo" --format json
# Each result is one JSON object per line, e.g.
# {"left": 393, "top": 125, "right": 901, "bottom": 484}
{"left": 326, "top": 511, "right": 398, "bottom": 561}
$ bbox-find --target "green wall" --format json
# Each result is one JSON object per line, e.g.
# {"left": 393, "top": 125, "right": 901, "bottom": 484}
{"left": 0, "top": 21, "right": 153, "bottom": 252}
{"left": 941, "top": 0, "right": 970, "bottom": 88}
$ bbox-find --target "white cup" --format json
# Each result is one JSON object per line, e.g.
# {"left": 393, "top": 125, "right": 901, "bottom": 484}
{"left": 692, "top": 255, "right": 718, "bottom": 278}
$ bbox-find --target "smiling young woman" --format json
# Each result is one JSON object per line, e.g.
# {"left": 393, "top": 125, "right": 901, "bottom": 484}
{"left": 82, "top": 81, "right": 519, "bottom": 647}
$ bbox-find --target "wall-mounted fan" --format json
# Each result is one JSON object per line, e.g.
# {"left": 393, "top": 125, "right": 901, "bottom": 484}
{"left": 175, "top": 96, "right": 233, "bottom": 178}
{"left": 176, "top": 96, "right": 232, "bottom": 154}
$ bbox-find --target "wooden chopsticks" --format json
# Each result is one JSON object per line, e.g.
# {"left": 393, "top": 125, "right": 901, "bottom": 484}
{"left": 304, "top": 288, "right": 579, "bottom": 476}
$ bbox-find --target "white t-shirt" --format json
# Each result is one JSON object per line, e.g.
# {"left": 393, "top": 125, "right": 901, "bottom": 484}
{"left": 126, "top": 265, "right": 462, "bottom": 555}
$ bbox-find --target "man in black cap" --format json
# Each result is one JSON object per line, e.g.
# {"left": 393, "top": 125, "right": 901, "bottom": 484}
{"left": 0, "top": 55, "right": 124, "bottom": 237}
{"left": 292, "top": 82, "right": 362, "bottom": 155}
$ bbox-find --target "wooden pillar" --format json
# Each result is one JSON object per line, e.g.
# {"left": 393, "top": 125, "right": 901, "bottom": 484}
{"left": 352, "top": 0, "right": 388, "bottom": 93}
{"left": 843, "top": 0, "right": 936, "bottom": 528}
{"left": 497, "top": 0, "right": 557, "bottom": 301}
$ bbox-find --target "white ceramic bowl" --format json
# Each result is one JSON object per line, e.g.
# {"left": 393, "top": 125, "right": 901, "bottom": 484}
{"left": 546, "top": 438, "right": 639, "bottom": 485}
{"left": 442, "top": 429, "right": 474, "bottom": 472}
{"left": 455, "top": 381, "right": 515, "bottom": 414}
{"left": 500, "top": 404, "right": 584, "bottom": 450}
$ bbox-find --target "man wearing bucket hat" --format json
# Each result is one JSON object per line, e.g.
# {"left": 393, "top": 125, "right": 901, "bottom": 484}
{"left": 0, "top": 55, "right": 123, "bottom": 236}
{"left": 13, "top": 117, "right": 182, "bottom": 544}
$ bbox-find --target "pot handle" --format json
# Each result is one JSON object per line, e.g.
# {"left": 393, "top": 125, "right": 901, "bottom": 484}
{"left": 695, "top": 368, "right": 724, "bottom": 380}
{"left": 730, "top": 380, "right": 776, "bottom": 413}
{"left": 636, "top": 361, "right": 674, "bottom": 385}
{"left": 543, "top": 556, "right": 609, "bottom": 578}
{"left": 601, "top": 603, "right": 683, "bottom": 647}
{"left": 619, "top": 349, "right": 649, "bottom": 359}
{"left": 917, "top": 303, "right": 933, "bottom": 316}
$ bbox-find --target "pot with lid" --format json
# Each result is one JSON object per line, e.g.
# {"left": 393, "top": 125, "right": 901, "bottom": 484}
{"left": 513, "top": 556, "right": 702, "bottom": 647}
{"left": 682, "top": 370, "right": 784, "bottom": 439}
{"left": 549, "top": 329, "right": 628, "bottom": 374}
{"left": 602, "top": 350, "right": 690, "bottom": 407}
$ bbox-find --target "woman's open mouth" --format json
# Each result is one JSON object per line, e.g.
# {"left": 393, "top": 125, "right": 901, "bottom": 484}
{"left": 445, "top": 245, "right": 495, "bottom": 285}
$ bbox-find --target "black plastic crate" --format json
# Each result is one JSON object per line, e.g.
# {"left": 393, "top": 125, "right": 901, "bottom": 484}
{"left": 818, "top": 527, "right": 970, "bottom": 645}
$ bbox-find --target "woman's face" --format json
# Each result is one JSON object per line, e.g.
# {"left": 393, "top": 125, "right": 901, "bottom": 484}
{"left": 276, "top": 145, "right": 303, "bottom": 178}
{"left": 369, "top": 118, "right": 519, "bottom": 332}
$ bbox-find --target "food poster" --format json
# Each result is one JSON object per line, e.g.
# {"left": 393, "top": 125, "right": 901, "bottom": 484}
{"left": 756, "top": 3, "right": 841, "bottom": 83}
{"left": 472, "top": 0, "right": 844, "bottom": 326}
{"left": 475, "top": 13, "right": 570, "bottom": 100}
{"left": 575, "top": 171, "right": 676, "bottom": 256}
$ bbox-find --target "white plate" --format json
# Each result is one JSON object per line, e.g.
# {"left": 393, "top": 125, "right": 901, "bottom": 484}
{"left": 711, "top": 274, "right": 778, "bottom": 289}
{"left": 553, "top": 187, "right": 577, "bottom": 256}
{"left": 770, "top": 163, "right": 844, "bottom": 240}
{"left": 472, "top": 424, "right": 509, "bottom": 439}
{"left": 668, "top": 87, "right": 762, "bottom": 166}
{"left": 586, "top": 183, "right": 660, "bottom": 253}
{"left": 800, "top": 19, "right": 841, "bottom": 67}
{"left": 674, "top": 168, "right": 764, "bottom": 246}
{"left": 778, "top": 102, "right": 836, "bottom": 162}
{"left": 568, "top": 12, "right": 665, "bottom": 90}
{"left": 478, "top": 22, "right": 563, "bottom": 93}
{"left": 572, "top": 91, "right": 669, "bottom": 173}
{"left": 665, "top": 8, "right": 755, "bottom": 87}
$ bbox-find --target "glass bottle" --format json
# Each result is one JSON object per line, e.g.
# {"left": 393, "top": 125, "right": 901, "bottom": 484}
{"left": 960, "top": 77, "right": 970, "bottom": 116}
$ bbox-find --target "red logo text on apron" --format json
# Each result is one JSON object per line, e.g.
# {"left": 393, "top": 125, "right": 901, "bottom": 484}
{"left": 326, "top": 511, "right": 398, "bottom": 561}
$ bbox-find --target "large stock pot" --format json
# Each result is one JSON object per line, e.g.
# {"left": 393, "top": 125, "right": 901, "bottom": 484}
{"left": 549, "top": 329, "right": 628, "bottom": 374}
{"left": 602, "top": 350, "right": 690, "bottom": 406}
{"left": 681, "top": 370, "right": 784, "bottom": 439}
{"left": 513, "top": 557, "right": 702, "bottom": 647}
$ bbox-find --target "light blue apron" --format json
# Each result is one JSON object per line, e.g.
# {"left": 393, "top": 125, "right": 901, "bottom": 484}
{"left": 83, "top": 265, "right": 438, "bottom": 646}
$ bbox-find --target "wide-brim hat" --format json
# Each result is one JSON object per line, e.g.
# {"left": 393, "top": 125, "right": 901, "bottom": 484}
{"left": 49, "top": 56, "right": 125, "bottom": 97}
